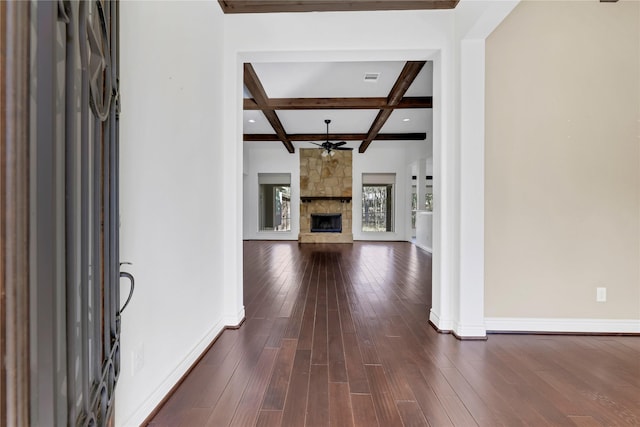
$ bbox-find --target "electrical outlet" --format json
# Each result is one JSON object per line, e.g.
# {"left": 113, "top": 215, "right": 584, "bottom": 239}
{"left": 132, "top": 343, "right": 145, "bottom": 376}
{"left": 596, "top": 287, "right": 607, "bottom": 303}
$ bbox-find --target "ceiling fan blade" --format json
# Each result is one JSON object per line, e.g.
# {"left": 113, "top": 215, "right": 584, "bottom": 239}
{"left": 332, "top": 141, "right": 347, "bottom": 147}
{"left": 334, "top": 147, "right": 354, "bottom": 151}
{"left": 309, "top": 142, "right": 324, "bottom": 147}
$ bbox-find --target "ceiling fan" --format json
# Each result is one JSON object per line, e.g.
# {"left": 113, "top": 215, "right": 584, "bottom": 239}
{"left": 311, "top": 119, "right": 354, "bottom": 157}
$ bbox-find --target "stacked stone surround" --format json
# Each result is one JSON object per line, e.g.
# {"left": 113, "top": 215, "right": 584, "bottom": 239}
{"left": 299, "top": 148, "right": 353, "bottom": 243}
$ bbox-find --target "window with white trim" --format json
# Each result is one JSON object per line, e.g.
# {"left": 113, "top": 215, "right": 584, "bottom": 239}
{"left": 362, "top": 173, "right": 395, "bottom": 232}
{"left": 258, "top": 173, "right": 291, "bottom": 232}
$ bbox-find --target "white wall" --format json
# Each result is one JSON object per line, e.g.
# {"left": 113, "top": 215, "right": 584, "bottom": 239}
{"left": 114, "top": 8, "right": 527, "bottom": 423}
{"left": 243, "top": 143, "right": 300, "bottom": 240}
{"left": 111, "top": 1, "right": 599, "bottom": 423}
{"left": 416, "top": 212, "right": 433, "bottom": 252}
{"left": 224, "top": 3, "right": 518, "bottom": 339}
{"left": 224, "top": 8, "right": 462, "bottom": 336}
{"left": 243, "top": 141, "right": 428, "bottom": 242}
{"left": 117, "top": 2, "right": 230, "bottom": 426}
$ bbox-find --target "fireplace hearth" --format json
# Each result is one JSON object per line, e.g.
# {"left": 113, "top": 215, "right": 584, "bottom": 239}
{"left": 311, "top": 213, "right": 342, "bottom": 233}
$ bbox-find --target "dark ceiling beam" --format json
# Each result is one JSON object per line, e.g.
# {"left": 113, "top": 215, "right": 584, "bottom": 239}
{"left": 244, "top": 133, "right": 427, "bottom": 142}
{"left": 243, "top": 96, "right": 432, "bottom": 110}
{"left": 358, "top": 109, "right": 393, "bottom": 153}
{"left": 219, "top": 1, "right": 459, "bottom": 14}
{"left": 359, "top": 61, "right": 426, "bottom": 153}
{"left": 243, "top": 63, "right": 295, "bottom": 153}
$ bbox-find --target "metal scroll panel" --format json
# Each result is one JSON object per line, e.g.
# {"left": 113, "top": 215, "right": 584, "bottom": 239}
{"left": 1, "top": 1, "right": 32, "bottom": 425}
{"left": 31, "top": 1, "right": 120, "bottom": 425}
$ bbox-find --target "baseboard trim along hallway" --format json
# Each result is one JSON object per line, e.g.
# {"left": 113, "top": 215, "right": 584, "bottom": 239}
{"left": 485, "top": 317, "right": 640, "bottom": 335}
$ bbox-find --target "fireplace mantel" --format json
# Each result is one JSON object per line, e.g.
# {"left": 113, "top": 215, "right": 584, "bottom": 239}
{"left": 300, "top": 196, "right": 351, "bottom": 203}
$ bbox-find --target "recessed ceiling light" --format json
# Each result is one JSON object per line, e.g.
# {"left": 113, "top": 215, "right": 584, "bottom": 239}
{"left": 248, "top": 119, "right": 256, "bottom": 123}
{"left": 402, "top": 118, "right": 411, "bottom": 122}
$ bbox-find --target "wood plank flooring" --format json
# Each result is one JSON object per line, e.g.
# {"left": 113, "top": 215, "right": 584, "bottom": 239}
{"left": 146, "top": 241, "right": 640, "bottom": 426}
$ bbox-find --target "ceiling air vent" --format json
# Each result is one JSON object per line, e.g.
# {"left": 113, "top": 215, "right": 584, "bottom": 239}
{"left": 363, "top": 72, "right": 380, "bottom": 82}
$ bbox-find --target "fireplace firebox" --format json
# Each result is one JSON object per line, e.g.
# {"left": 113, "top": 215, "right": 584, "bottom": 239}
{"left": 310, "top": 213, "right": 342, "bottom": 233}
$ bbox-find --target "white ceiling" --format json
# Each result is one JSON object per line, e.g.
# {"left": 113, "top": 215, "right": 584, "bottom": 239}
{"left": 243, "top": 60, "right": 433, "bottom": 151}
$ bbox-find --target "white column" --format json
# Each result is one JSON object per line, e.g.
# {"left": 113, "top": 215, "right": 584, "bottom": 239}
{"left": 429, "top": 51, "right": 455, "bottom": 332}
{"left": 431, "top": 0, "right": 519, "bottom": 338}
{"left": 222, "top": 54, "right": 246, "bottom": 326}
{"left": 455, "top": 39, "right": 486, "bottom": 338}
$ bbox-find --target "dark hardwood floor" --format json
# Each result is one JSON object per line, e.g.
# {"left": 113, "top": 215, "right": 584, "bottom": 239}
{"left": 147, "top": 241, "right": 640, "bottom": 426}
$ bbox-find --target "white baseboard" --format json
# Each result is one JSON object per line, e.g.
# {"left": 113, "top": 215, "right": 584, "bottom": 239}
{"left": 415, "top": 242, "right": 432, "bottom": 253}
{"left": 224, "top": 306, "right": 246, "bottom": 327}
{"left": 485, "top": 317, "right": 640, "bottom": 334}
{"left": 429, "top": 309, "right": 453, "bottom": 331}
{"left": 120, "top": 320, "right": 226, "bottom": 427}
{"left": 429, "top": 312, "right": 487, "bottom": 338}
{"left": 453, "top": 321, "right": 487, "bottom": 338}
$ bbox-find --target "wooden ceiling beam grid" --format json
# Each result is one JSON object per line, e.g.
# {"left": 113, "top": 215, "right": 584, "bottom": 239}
{"left": 219, "top": 1, "right": 459, "bottom": 14}
{"left": 243, "top": 63, "right": 295, "bottom": 153}
{"left": 359, "top": 61, "right": 426, "bottom": 153}
{"left": 243, "top": 96, "right": 432, "bottom": 110}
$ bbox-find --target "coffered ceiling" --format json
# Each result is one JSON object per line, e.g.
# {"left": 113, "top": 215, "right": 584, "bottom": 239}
{"left": 233, "top": 1, "right": 442, "bottom": 154}
{"left": 243, "top": 60, "right": 434, "bottom": 154}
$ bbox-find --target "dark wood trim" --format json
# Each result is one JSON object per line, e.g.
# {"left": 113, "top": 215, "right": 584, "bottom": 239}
{"left": 359, "top": 61, "right": 426, "bottom": 153}
{"left": 243, "top": 64, "right": 294, "bottom": 153}
{"left": 358, "top": 109, "right": 393, "bottom": 153}
{"left": 243, "top": 61, "right": 430, "bottom": 153}
{"left": 219, "top": 0, "right": 459, "bottom": 14}
{"left": 1, "top": 1, "right": 31, "bottom": 425}
{"left": 301, "top": 196, "right": 352, "bottom": 203}
{"left": 387, "top": 62, "right": 426, "bottom": 106}
{"left": 140, "top": 317, "right": 247, "bottom": 426}
{"left": 244, "top": 132, "right": 426, "bottom": 142}
{"left": 243, "top": 96, "right": 432, "bottom": 110}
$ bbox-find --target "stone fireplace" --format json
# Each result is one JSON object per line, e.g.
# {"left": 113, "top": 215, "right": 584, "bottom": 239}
{"left": 299, "top": 148, "right": 353, "bottom": 243}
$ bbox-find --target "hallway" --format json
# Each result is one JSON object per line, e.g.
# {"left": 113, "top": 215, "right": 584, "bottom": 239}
{"left": 146, "top": 241, "right": 640, "bottom": 426}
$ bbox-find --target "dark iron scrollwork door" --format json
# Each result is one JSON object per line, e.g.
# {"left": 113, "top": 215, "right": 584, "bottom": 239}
{"left": 30, "top": 1, "right": 123, "bottom": 425}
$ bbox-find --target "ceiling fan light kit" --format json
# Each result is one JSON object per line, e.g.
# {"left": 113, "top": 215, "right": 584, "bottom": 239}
{"left": 312, "top": 119, "right": 354, "bottom": 158}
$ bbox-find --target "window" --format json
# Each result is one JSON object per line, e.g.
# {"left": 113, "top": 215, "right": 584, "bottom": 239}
{"left": 362, "top": 173, "right": 395, "bottom": 232}
{"left": 411, "top": 177, "right": 434, "bottom": 229}
{"left": 411, "top": 184, "right": 417, "bottom": 229}
{"left": 259, "top": 173, "right": 291, "bottom": 232}
{"left": 425, "top": 185, "right": 433, "bottom": 211}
